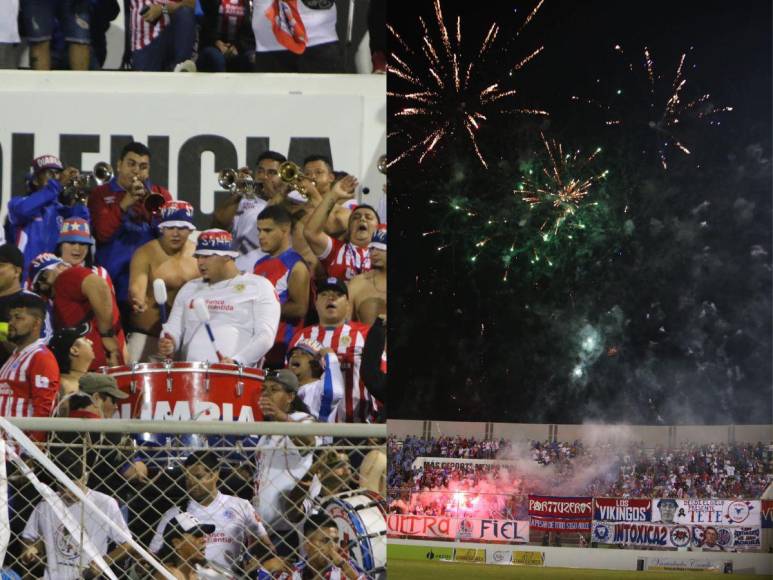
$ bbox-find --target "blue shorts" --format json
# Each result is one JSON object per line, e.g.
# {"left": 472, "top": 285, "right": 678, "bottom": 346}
{"left": 20, "top": 0, "right": 91, "bottom": 44}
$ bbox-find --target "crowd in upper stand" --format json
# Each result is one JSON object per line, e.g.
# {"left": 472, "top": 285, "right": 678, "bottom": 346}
{"left": 0, "top": 0, "right": 385, "bottom": 73}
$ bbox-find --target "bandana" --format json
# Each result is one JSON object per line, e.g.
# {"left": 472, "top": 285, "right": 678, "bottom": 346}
{"left": 265, "top": 0, "right": 307, "bottom": 55}
{"left": 194, "top": 229, "right": 239, "bottom": 258}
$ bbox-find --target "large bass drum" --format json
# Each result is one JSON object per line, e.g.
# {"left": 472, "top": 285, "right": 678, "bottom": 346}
{"left": 104, "top": 361, "right": 264, "bottom": 450}
{"left": 322, "top": 489, "right": 387, "bottom": 579}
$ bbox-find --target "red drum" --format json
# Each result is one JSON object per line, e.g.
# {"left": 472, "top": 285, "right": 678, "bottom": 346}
{"left": 105, "top": 362, "right": 264, "bottom": 448}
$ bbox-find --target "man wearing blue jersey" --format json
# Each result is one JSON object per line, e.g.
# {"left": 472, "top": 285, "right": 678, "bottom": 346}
{"left": 5, "top": 155, "right": 88, "bottom": 282}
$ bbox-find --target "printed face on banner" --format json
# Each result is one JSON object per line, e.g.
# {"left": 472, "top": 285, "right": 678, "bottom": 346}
{"left": 652, "top": 499, "right": 761, "bottom": 527}
{"left": 592, "top": 521, "right": 761, "bottom": 550}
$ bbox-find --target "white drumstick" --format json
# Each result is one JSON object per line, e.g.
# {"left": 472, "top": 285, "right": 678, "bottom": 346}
{"left": 153, "top": 279, "right": 168, "bottom": 323}
{"left": 193, "top": 298, "right": 223, "bottom": 362}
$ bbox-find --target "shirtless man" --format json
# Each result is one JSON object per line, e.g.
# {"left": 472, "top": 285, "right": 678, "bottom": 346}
{"left": 347, "top": 229, "right": 386, "bottom": 325}
{"left": 128, "top": 201, "right": 198, "bottom": 362}
{"left": 302, "top": 155, "right": 356, "bottom": 239}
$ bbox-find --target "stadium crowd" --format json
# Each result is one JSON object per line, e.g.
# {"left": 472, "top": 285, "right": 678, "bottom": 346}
{"left": 0, "top": 0, "right": 386, "bottom": 73}
{"left": 388, "top": 436, "right": 772, "bottom": 517}
{"left": 0, "top": 141, "right": 387, "bottom": 578}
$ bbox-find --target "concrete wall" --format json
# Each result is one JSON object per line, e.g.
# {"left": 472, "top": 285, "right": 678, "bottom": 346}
{"left": 390, "top": 538, "right": 773, "bottom": 575}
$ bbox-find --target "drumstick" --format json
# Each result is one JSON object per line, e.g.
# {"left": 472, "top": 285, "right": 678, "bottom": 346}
{"left": 192, "top": 298, "right": 223, "bottom": 362}
{"left": 153, "top": 279, "right": 168, "bottom": 323}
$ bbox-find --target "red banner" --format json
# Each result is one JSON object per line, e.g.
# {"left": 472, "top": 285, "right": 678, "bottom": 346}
{"left": 528, "top": 495, "right": 593, "bottom": 532}
{"left": 762, "top": 500, "right": 773, "bottom": 529}
{"left": 594, "top": 497, "right": 653, "bottom": 522}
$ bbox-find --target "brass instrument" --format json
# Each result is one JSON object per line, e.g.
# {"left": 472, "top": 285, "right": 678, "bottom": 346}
{"left": 218, "top": 168, "right": 260, "bottom": 198}
{"left": 377, "top": 154, "right": 387, "bottom": 174}
{"left": 278, "top": 161, "right": 314, "bottom": 199}
{"left": 60, "top": 161, "right": 113, "bottom": 205}
{"left": 144, "top": 190, "right": 166, "bottom": 214}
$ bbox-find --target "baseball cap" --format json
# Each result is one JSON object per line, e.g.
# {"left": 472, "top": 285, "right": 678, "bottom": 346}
{"left": 288, "top": 338, "right": 323, "bottom": 359}
{"left": 194, "top": 229, "right": 239, "bottom": 258}
{"left": 30, "top": 155, "right": 64, "bottom": 174}
{"left": 158, "top": 201, "right": 196, "bottom": 230}
{"left": 0, "top": 244, "right": 23, "bottom": 269}
{"left": 58, "top": 218, "right": 94, "bottom": 246}
{"left": 316, "top": 277, "right": 348, "bottom": 296}
{"left": 79, "top": 373, "right": 129, "bottom": 400}
{"left": 162, "top": 512, "right": 215, "bottom": 540}
{"left": 28, "top": 253, "right": 64, "bottom": 287}
{"left": 265, "top": 368, "right": 299, "bottom": 393}
{"left": 369, "top": 228, "right": 386, "bottom": 251}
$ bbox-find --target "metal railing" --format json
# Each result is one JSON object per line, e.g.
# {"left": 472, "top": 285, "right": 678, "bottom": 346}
{"left": 1, "top": 419, "right": 386, "bottom": 579}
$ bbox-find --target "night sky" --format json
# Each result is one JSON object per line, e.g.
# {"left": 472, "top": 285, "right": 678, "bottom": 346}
{"left": 388, "top": 1, "right": 772, "bottom": 424}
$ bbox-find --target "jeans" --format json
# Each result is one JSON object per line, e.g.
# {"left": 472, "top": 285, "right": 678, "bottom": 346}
{"left": 196, "top": 45, "right": 253, "bottom": 72}
{"left": 131, "top": 6, "right": 195, "bottom": 71}
{"left": 19, "top": 0, "right": 91, "bottom": 43}
{"left": 253, "top": 40, "right": 342, "bottom": 73}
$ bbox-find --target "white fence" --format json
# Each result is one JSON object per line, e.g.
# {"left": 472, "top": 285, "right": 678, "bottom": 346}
{"left": 1, "top": 418, "right": 386, "bottom": 579}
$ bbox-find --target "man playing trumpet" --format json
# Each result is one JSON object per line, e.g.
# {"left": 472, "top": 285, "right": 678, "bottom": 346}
{"left": 89, "top": 141, "right": 173, "bottom": 319}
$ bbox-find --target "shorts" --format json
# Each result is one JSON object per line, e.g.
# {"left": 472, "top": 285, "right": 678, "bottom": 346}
{"left": 20, "top": 0, "right": 91, "bottom": 44}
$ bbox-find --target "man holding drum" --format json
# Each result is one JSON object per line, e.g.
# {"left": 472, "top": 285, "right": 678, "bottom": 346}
{"left": 158, "top": 229, "right": 280, "bottom": 366}
{"left": 128, "top": 201, "right": 198, "bottom": 363}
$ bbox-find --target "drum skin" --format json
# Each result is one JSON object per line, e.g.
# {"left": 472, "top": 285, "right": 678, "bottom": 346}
{"left": 323, "top": 489, "right": 387, "bottom": 575}
{"left": 105, "top": 362, "right": 264, "bottom": 423}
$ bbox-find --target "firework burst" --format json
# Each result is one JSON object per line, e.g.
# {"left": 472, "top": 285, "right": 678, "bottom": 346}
{"left": 388, "top": 0, "right": 548, "bottom": 169}
{"left": 518, "top": 133, "right": 609, "bottom": 233}
{"left": 571, "top": 45, "right": 733, "bottom": 169}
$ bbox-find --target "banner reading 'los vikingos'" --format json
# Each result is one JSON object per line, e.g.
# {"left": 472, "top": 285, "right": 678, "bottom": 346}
{"left": 528, "top": 495, "right": 593, "bottom": 532}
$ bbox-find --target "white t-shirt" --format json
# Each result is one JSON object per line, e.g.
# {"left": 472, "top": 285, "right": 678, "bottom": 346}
{"left": 163, "top": 272, "right": 280, "bottom": 366}
{"left": 252, "top": 0, "right": 338, "bottom": 52}
{"left": 0, "top": 0, "right": 19, "bottom": 43}
{"left": 297, "top": 352, "right": 343, "bottom": 423}
{"left": 232, "top": 196, "right": 267, "bottom": 257}
{"left": 150, "top": 492, "right": 267, "bottom": 571}
{"left": 22, "top": 489, "right": 130, "bottom": 580}
{"left": 236, "top": 246, "right": 267, "bottom": 274}
{"left": 254, "top": 411, "right": 317, "bottom": 530}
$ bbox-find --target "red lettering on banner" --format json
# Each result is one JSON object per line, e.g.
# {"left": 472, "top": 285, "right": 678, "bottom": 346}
{"left": 386, "top": 515, "right": 451, "bottom": 537}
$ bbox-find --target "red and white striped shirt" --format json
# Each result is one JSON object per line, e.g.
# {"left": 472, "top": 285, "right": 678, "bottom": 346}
{"left": 130, "top": 0, "right": 170, "bottom": 51}
{"left": 0, "top": 339, "right": 59, "bottom": 439}
{"left": 289, "top": 323, "right": 371, "bottom": 423}
{"left": 319, "top": 238, "right": 370, "bottom": 283}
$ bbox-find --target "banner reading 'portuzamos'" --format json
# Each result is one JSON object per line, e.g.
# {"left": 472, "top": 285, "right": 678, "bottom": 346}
{"left": 528, "top": 495, "right": 593, "bottom": 532}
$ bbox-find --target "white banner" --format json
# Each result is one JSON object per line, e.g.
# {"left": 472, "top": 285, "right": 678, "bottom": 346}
{"left": 592, "top": 521, "right": 762, "bottom": 551}
{"left": 387, "top": 514, "right": 529, "bottom": 543}
{"left": 652, "top": 499, "right": 761, "bottom": 527}
{"left": 0, "top": 72, "right": 386, "bottom": 229}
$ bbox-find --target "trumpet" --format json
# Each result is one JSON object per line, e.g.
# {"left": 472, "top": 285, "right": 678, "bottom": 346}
{"left": 278, "top": 161, "right": 315, "bottom": 199}
{"left": 127, "top": 175, "right": 166, "bottom": 214}
{"left": 218, "top": 168, "right": 261, "bottom": 199}
{"left": 60, "top": 161, "right": 113, "bottom": 206}
{"left": 377, "top": 154, "right": 387, "bottom": 174}
{"left": 144, "top": 190, "right": 166, "bottom": 214}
